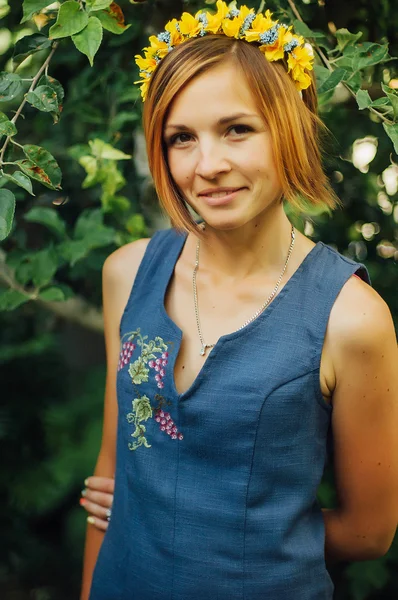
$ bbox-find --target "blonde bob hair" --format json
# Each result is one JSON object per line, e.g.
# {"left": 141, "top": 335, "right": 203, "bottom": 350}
{"left": 143, "top": 35, "right": 339, "bottom": 236}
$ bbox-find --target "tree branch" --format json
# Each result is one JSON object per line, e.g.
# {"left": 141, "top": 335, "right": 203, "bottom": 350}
{"left": 0, "top": 42, "right": 58, "bottom": 166}
{"left": 0, "top": 250, "right": 104, "bottom": 333}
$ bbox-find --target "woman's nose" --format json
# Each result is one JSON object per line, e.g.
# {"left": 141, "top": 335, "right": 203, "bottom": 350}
{"left": 194, "top": 142, "right": 231, "bottom": 179}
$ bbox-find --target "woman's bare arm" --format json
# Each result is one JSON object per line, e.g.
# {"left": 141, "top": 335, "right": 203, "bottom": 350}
{"left": 323, "top": 276, "right": 398, "bottom": 563}
{"left": 80, "top": 238, "right": 150, "bottom": 600}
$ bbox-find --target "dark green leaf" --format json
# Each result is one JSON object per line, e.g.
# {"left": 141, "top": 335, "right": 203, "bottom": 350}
{"left": 0, "top": 289, "right": 29, "bottom": 311}
{"left": 58, "top": 239, "right": 89, "bottom": 266}
{"left": 39, "top": 286, "right": 65, "bottom": 301}
{"left": 356, "top": 89, "right": 372, "bottom": 110}
{"left": 335, "top": 28, "right": 362, "bottom": 51}
{"left": 0, "top": 112, "right": 17, "bottom": 136}
{"left": 74, "top": 208, "right": 115, "bottom": 247}
{"left": 15, "top": 259, "right": 33, "bottom": 286}
{"left": 12, "top": 34, "right": 52, "bottom": 68}
{"left": 0, "top": 72, "right": 23, "bottom": 102}
{"left": 317, "top": 68, "right": 346, "bottom": 95}
{"left": 32, "top": 247, "right": 58, "bottom": 287}
{"left": 95, "top": 4, "right": 130, "bottom": 35}
{"left": 38, "top": 75, "right": 65, "bottom": 105}
{"left": 24, "top": 206, "right": 66, "bottom": 237}
{"left": 356, "top": 44, "right": 389, "bottom": 70}
{"left": 381, "top": 83, "right": 398, "bottom": 120}
{"left": 3, "top": 171, "right": 34, "bottom": 195}
{"left": 0, "top": 189, "right": 15, "bottom": 241}
{"left": 343, "top": 70, "right": 362, "bottom": 93}
{"left": 85, "top": 0, "right": 112, "bottom": 10}
{"left": 383, "top": 123, "right": 398, "bottom": 155}
{"left": 72, "top": 16, "right": 103, "bottom": 66}
{"left": 21, "top": 0, "right": 53, "bottom": 24}
{"left": 26, "top": 85, "right": 59, "bottom": 113}
{"left": 293, "top": 19, "right": 325, "bottom": 39}
{"left": 314, "top": 65, "right": 332, "bottom": 89}
{"left": 17, "top": 145, "right": 62, "bottom": 190}
{"left": 49, "top": 1, "right": 89, "bottom": 39}
{"left": 371, "top": 97, "right": 391, "bottom": 107}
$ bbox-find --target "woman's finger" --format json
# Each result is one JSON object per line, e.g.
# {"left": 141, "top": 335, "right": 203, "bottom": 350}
{"left": 85, "top": 476, "right": 115, "bottom": 494}
{"left": 87, "top": 515, "right": 108, "bottom": 532}
{"left": 83, "top": 489, "right": 113, "bottom": 509}
{"left": 81, "top": 498, "right": 110, "bottom": 522}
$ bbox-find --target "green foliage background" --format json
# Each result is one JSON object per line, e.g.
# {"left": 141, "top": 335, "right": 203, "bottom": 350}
{"left": 0, "top": 1, "right": 397, "bottom": 598}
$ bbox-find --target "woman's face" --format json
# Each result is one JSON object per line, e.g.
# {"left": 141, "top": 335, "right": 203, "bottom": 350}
{"left": 163, "top": 61, "right": 283, "bottom": 230}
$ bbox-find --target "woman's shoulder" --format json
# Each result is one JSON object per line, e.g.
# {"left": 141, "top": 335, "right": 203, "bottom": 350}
{"left": 328, "top": 273, "right": 395, "bottom": 362}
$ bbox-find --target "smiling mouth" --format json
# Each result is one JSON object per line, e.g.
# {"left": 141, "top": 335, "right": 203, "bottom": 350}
{"left": 199, "top": 188, "right": 244, "bottom": 198}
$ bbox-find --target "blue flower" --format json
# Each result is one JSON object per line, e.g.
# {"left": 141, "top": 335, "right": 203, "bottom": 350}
{"left": 259, "top": 24, "right": 281, "bottom": 45}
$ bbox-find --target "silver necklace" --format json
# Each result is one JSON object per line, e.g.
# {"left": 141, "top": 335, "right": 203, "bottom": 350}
{"left": 193, "top": 223, "right": 296, "bottom": 356}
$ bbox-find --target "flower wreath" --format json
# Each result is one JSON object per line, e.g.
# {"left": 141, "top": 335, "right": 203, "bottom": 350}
{"left": 134, "top": 1, "right": 314, "bottom": 101}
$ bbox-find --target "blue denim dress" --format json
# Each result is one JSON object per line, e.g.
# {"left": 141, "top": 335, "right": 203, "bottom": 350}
{"left": 89, "top": 227, "right": 370, "bottom": 600}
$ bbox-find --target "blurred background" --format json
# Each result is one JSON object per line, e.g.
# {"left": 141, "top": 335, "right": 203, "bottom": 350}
{"left": 0, "top": 0, "right": 397, "bottom": 598}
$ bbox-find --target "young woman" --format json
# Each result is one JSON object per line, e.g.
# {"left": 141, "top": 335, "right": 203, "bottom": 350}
{"left": 80, "top": 3, "right": 398, "bottom": 599}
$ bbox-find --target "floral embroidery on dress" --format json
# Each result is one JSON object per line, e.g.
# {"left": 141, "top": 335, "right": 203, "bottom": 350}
{"left": 119, "top": 328, "right": 183, "bottom": 450}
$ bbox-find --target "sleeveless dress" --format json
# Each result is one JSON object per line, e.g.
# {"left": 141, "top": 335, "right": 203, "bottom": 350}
{"left": 89, "top": 227, "right": 370, "bottom": 600}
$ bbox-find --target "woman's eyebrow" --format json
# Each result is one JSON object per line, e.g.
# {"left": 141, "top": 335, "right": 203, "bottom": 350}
{"left": 164, "top": 112, "right": 260, "bottom": 132}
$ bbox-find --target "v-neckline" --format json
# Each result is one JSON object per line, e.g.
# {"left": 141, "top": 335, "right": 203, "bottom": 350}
{"left": 160, "top": 229, "right": 323, "bottom": 401}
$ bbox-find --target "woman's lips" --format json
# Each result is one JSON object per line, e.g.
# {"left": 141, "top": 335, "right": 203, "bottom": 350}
{"left": 198, "top": 188, "right": 244, "bottom": 206}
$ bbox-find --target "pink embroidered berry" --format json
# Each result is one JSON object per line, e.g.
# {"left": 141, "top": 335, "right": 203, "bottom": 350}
{"left": 166, "top": 422, "right": 173, "bottom": 430}
{"left": 165, "top": 414, "right": 171, "bottom": 421}
{"left": 160, "top": 418, "right": 167, "bottom": 425}
{"left": 155, "top": 374, "right": 161, "bottom": 382}
{"left": 178, "top": 433, "right": 183, "bottom": 440}
{"left": 155, "top": 358, "right": 162, "bottom": 365}
{"left": 159, "top": 411, "right": 164, "bottom": 418}
{"left": 159, "top": 368, "right": 165, "bottom": 377}
{"left": 161, "top": 359, "right": 168, "bottom": 366}
{"left": 154, "top": 365, "right": 160, "bottom": 372}
{"left": 161, "top": 352, "right": 169, "bottom": 359}
{"left": 160, "top": 425, "right": 166, "bottom": 431}
{"left": 172, "top": 426, "right": 177, "bottom": 434}
{"left": 155, "top": 417, "right": 161, "bottom": 423}
{"left": 157, "top": 381, "right": 164, "bottom": 389}
{"left": 166, "top": 429, "right": 172, "bottom": 435}
{"left": 171, "top": 434, "right": 177, "bottom": 440}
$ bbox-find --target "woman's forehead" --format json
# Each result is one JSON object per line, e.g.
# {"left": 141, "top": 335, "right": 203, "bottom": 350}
{"left": 165, "top": 63, "right": 259, "bottom": 125}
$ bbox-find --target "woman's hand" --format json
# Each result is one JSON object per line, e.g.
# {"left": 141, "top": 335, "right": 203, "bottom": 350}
{"left": 80, "top": 476, "right": 115, "bottom": 531}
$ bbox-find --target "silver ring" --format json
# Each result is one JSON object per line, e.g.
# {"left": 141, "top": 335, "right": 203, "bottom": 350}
{"left": 106, "top": 508, "right": 112, "bottom": 522}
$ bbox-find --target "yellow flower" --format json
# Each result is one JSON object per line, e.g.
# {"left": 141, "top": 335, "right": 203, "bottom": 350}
{"left": 135, "top": 54, "right": 157, "bottom": 74}
{"left": 260, "top": 26, "right": 288, "bottom": 62}
{"left": 287, "top": 45, "right": 314, "bottom": 76}
{"left": 179, "top": 12, "right": 201, "bottom": 37}
{"left": 148, "top": 35, "right": 169, "bottom": 59}
{"left": 165, "top": 18, "right": 184, "bottom": 45}
{"left": 244, "top": 10, "right": 274, "bottom": 42}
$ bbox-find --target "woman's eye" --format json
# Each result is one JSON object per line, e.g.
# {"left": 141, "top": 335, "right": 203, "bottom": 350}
{"left": 229, "top": 124, "right": 252, "bottom": 136}
{"left": 169, "top": 133, "right": 192, "bottom": 146}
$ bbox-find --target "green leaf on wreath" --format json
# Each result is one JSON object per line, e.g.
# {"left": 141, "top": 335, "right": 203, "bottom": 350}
{"left": 21, "top": 0, "right": 53, "bottom": 24}
{"left": 0, "top": 188, "right": 16, "bottom": 241}
{"left": 49, "top": 1, "right": 89, "bottom": 39}
{"left": 72, "top": 16, "right": 103, "bottom": 66}
{"left": 17, "top": 145, "right": 62, "bottom": 190}
{"left": 0, "top": 112, "right": 17, "bottom": 136}
{"left": 3, "top": 171, "right": 34, "bottom": 196}
{"left": 24, "top": 206, "right": 66, "bottom": 238}
{"left": 0, "top": 72, "right": 22, "bottom": 102}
